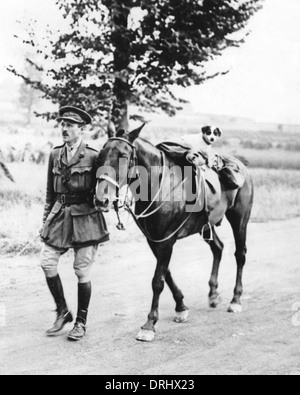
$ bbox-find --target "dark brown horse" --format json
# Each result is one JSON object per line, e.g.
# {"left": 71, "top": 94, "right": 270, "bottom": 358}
{"left": 96, "top": 126, "right": 254, "bottom": 342}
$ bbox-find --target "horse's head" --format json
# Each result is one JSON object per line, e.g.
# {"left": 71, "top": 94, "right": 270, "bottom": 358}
{"left": 96, "top": 124, "right": 146, "bottom": 211}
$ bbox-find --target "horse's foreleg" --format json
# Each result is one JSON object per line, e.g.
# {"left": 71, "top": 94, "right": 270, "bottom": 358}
{"left": 136, "top": 242, "right": 174, "bottom": 342}
{"left": 147, "top": 240, "right": 189, "bottom": 324}
{"left": 205, "top": 229, "right": 224, "bottom": 308}
{"left": 229, "top": 228, "right": 247, "bottom": 313}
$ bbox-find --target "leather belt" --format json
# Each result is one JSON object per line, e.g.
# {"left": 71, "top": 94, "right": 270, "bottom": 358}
{"left": 57, "top": 193, "right": 93, "bottom": 206}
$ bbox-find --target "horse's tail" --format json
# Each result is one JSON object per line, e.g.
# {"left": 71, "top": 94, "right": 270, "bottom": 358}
{"left": 0, "top": 161, "right": 15, "bottom": 183}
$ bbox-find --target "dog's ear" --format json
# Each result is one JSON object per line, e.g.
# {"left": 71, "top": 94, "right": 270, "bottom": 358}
{"left": 202, "top": 126, "right": 211, "bottom": 135}
{"left": 215, "top": 128, "right": 223, "bottom": 138}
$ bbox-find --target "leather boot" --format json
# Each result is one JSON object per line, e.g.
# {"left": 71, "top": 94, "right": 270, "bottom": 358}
{"left": 46, "top": 275, "right": 73, "bottom": 337}
{"left": 68, "top": 282, "right": 91, "bottom": 342}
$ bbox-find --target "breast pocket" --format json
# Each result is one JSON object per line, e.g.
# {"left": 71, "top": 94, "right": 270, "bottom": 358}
{"left": 70, "top": 167, "right": 94, "bottom": 191}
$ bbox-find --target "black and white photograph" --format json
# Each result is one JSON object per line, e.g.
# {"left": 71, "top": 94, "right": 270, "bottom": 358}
{"left": 0, "top": 0, "right": 300, "bottom": 377}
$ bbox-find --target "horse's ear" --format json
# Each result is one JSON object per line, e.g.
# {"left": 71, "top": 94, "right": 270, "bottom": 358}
{"left": 129, "top": 123, "right": 146, "bottom": 142}
{"left": 108, "top": 120, "right": 116, "bottom": 138}
{"left": 116, "top": 129, "right": 126, "bottom": 138}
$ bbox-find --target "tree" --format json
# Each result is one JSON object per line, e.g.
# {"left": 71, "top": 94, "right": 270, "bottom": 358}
{"left": 8, "top": 0, "right": 263, "bottom": 135}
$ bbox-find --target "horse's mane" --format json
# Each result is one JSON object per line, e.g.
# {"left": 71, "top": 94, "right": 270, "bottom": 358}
{"left": 136, "top": 137, "right": 162, "bottom": 160}
{"left": 116, "top": 130, "right": 163, "bottom": 164}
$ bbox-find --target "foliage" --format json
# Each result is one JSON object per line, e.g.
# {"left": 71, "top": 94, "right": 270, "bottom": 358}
{"left": 0, "top": 162, "right": 15, "bottom": 182}
{"left": 8, "top": 0, "right": 263, "bottom": 132}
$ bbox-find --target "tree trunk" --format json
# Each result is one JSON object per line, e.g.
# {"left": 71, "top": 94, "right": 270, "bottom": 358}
{"left": 112, "top": 78, "right": 130, "bottom": 131}
{"left": 108, "top": 80, "right": 130, "bottom": 136}
{"left": 110, "top": 0, "right": 131, "bottom": 134}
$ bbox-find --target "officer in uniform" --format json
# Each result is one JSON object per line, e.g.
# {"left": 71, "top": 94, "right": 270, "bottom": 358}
{"left": 41, "top": 106, "right": 109, "bottom": 341}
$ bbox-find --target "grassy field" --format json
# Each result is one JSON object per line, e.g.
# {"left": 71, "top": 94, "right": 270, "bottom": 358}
{"left": 0, "top": 163, "right": 45, "bottom": 256}
{"left": 251, "top": 168, "right": 300, "bottom": 222}
{"left": 1, "top": 124, "right": 300, "bottom": 257}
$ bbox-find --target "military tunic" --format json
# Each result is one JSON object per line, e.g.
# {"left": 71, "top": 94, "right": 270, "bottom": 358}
{"left": 42, "top": 140, "right": 109, "bottom": 249}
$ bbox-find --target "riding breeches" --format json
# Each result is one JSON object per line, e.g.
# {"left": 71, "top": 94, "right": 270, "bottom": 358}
{"left": 41, "top": 244, "right": 98, "bottom": 283}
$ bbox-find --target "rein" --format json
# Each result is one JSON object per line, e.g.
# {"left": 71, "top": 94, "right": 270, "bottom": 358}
{"left": 98, "top": 137, "right": 201, "bottom": 243}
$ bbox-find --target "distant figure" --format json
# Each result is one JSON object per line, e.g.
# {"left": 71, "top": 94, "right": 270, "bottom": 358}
{"left": 40, "top": 106, "right": 109, "bottom": 342}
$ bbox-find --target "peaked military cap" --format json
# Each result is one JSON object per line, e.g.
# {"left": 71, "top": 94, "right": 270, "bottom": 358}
{"left": 57, "top": 106, "right": 92, "bottom": 125}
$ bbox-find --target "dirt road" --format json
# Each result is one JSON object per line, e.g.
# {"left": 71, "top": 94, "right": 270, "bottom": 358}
{"left": 1, "top": 217, "right": 300, "bottom": 375}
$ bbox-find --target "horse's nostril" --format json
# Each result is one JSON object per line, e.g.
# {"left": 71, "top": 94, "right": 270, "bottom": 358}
{"left": 98, "top": 198, "right": 110, "bottom": 213}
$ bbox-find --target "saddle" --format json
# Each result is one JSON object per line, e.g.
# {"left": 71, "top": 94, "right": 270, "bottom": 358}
{"left": 156, "top": 142, "right": 246, "bottom": 237}
{"left": 157, "top": 141, "right": 245, "bottom": 192}
{"left": 156, "top": 140, "right": 191, "bottom": 166}
{"left": 218, "top": 155, "right": 246, "bottom": 190}
{"left": 182, "top": 166, "right": 223, "bottom": 240}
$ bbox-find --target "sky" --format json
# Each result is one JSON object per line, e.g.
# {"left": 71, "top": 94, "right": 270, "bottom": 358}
{"left": 0, "top": 0, "right": 300, "bottom": 124}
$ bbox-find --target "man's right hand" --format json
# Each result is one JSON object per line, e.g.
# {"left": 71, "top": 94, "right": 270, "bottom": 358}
{"left": 186, "top": 153, "right": 196, "bottom": 164}
{"left": 187, "top": 152, "right": 207, "bottom": 167}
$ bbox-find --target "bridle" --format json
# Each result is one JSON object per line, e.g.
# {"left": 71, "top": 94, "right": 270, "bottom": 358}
{"left": 98, "top": 137, "right": 138, "bottom": 190}
{"left": 98, "top": 137, "right": 168, "bottom": 218}
{"left": 98, "top": 136, "right": 203, "bottom": 243}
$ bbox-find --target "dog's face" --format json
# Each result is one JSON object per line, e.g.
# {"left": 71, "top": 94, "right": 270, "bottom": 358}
{"left": 202, "top": 126, "right": 222, "bottom": 146}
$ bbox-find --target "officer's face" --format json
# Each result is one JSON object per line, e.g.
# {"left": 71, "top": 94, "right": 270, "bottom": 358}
{"left": 61, "top": 121, "right": 83, "bottom": 146}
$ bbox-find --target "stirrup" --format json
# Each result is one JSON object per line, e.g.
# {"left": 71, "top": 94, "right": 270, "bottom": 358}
{"left": 202, "top": 222, "right": 214, "bottom": 242}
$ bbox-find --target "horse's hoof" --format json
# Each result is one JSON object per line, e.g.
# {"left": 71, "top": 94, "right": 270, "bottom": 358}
{"left": 209, "top": 295, "right": 222, "bottom": 309}
{"left": 136, "top": 329, "right": 156, "bottom": 342}
{"left": 174, "top": 310, "right": 189, "bottom": 324}
{"left": 228, "top": 303, "right": 243, "bottom": 314}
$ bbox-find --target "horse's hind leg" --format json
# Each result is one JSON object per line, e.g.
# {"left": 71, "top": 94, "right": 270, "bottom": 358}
{"left": 226, "top": 185, "right": 253, "bottom": 313}
{"left": 137, "top": 240, "right": 176, "bottom": 342}
{"left": 166, "top": 270, "right": 189, "bottom": 324}
{"left": 204, "top": 228, "right": 224, "bottom": 308}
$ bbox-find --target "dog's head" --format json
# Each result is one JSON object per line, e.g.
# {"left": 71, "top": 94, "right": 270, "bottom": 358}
{"left": 202, "top": 126, "right": 223, "bottom": 146}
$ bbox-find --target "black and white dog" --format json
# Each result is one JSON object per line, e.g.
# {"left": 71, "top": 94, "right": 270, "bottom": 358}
{"left": 182, "top": 125, "right": 223, "bottom": 167}
{"left": 202, "top": 126, "right": 222, "bottom": 147}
